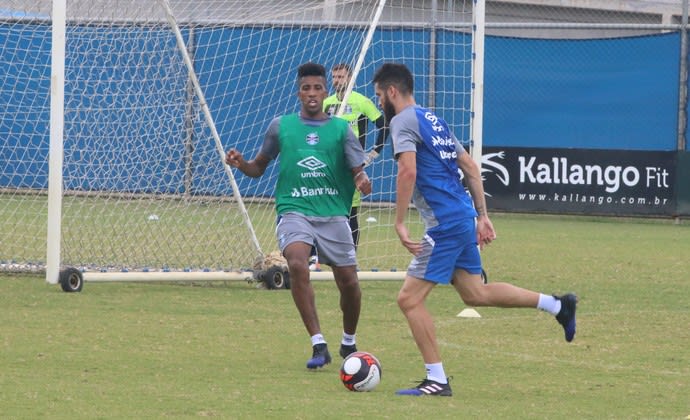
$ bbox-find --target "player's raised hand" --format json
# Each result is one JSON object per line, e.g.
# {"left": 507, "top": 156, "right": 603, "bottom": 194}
{"left": 225, "top": 148, "right": 244, "bottom": 168}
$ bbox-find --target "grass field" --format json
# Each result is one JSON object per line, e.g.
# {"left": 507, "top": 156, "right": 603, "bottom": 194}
{"left": 2, "top": 214, "right": 689, "bottom": 419}
{"left": 0, "top": 194, "right": 420, "bottom": 272}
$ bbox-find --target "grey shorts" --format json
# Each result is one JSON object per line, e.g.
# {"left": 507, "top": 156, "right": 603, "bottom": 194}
{"left": 276, "top": 213, "right": 357, "bottom": 267}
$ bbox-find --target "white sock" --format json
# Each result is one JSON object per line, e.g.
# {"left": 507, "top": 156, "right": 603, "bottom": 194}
{"left": 310, "top": 334, "right": 326, "bottom": 346}
{"left": 341, "top": 332, "right": 356, "bottom": 346}
{"left": 537, "top": 294, "right": 562, "bottom": 316}
{"left": 425, "top": 363, "right": 447, "bottom": 384}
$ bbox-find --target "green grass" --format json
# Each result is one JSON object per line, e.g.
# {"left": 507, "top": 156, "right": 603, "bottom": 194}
{"left": 2, "top": 214, "right": 689, "bottom": 419}
{"left": 0, "top": 194, "right": 419, "bottom": 271}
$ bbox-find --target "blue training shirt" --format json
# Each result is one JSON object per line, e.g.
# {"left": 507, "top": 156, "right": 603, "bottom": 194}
{"left": 391, "top": 105, "right": 477, "bottom": 229}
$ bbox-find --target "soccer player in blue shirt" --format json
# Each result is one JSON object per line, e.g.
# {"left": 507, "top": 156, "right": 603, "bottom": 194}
{"left": 372, "top": 63, "right": 577, "bottom": 397}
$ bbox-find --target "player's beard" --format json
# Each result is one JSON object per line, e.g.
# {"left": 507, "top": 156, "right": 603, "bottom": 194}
{"left": 382, "top": 93, "right": 396, "bottom": 124}
{"left": 336, "top": 85, "right": 347, "bottom": 99}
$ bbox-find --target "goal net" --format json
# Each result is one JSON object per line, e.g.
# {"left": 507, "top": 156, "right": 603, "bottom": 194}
{"left": 0, "top": 0, "right": 483, "bottom": 284}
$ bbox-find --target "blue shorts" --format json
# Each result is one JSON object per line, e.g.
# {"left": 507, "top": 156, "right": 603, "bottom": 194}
{"left": 407, "top": 218, "right": 482, "bottom": 284}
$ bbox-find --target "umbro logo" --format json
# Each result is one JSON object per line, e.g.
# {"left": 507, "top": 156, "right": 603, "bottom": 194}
{"left": 297, "top": 156, "right": 327, "bottom": 171}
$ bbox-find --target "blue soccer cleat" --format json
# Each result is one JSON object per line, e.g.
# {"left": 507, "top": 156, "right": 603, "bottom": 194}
{"left": 306, "top": 343, "right": 331, "bottom": 369}
{"left": 555, "top": 293, "right": 578, "bottom": 342}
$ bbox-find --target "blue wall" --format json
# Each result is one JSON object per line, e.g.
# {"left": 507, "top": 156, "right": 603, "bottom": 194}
{"left": 484, "top": 33, "right": 680, "bottom": 151}
{"left": 1, "top": 25, "right": 684, "bottom": 200}
{"left": 0, "top": 23, "right": 51, "bottom": 189}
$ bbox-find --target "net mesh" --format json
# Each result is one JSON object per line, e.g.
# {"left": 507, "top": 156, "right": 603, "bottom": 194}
{"left": 1, "top": 0, "right": 476, "bottom": 274}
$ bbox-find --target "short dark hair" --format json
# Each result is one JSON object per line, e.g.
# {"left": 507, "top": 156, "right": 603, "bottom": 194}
{"left": 332, "top": 63, "right": 352, "bottom": 75}
{"left": 297, "top": 62, "right": 327, "bottom": 82}
{"left": 372, "top": 63, "right": 414, "bottom": 95}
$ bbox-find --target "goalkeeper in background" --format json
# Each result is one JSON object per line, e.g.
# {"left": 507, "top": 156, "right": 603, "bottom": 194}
{"left": 324, "top": 63, "right": 389, "bottom": 250}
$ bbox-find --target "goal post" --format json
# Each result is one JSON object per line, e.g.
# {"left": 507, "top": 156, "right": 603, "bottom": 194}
{"left": 0, "top": 0, "right": 484, "bottom": 287}
{"left": 155, "top": 0, "right": 264, "bottom": 261}
{"left": 471, "top": 0, "right": 486, "bottom": 168}
{"left": 46, "top": 0, "right": 67, "bottom": 285}
{"left": 335, "top": 0, "right": 387, "bottom": 119}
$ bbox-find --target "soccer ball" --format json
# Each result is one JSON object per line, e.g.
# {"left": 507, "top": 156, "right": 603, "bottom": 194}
{"left": 339, "top": 351, "right": 382, "bottom": 392}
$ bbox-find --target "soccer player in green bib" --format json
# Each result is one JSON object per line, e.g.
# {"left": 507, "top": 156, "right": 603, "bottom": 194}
{"left": 225, "top": 62, "right": 372, "bottom": 370}
{"left": 324, "top": 63, "right": 388, "bottom": 250}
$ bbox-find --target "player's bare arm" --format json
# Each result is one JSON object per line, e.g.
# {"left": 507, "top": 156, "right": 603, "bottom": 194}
{"left": 225, "top": 149, "right": 271, "bottom": 178}
{"left": 371, "top": 115, "right": 389, "bottom": 155}
{"left": 457, "top": 152, "right": 496, "bottom": 248}
{"left": 395, "top": 151, "right": 422, "bottom": 256}
{"left": 353, "top": 166, "right": 372, "bottom": 195}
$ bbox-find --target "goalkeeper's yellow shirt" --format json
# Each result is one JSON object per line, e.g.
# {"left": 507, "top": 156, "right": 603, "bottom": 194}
{"left": 324, "top": 91, "right": 382, "bottom": 208}
{"left": 323, "top": 91, "right": 382, "bottom": 138}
